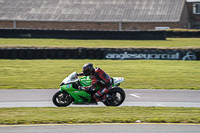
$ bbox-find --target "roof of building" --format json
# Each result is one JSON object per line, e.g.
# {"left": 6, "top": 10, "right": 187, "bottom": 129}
{"left": 187, "top": 0, "right": 200, "bottom": 2}
{"left": 0, "top": 0, "right": 186, "bottom": 22}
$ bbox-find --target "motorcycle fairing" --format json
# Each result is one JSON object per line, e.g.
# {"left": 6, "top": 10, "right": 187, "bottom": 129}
{"left": 59, "top": 71, "right": 125, "bottom": 104}
{"left": 60, "top": 84, "right": 91, "bottom": 104}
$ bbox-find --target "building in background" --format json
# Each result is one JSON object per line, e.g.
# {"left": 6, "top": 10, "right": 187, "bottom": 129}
{"left": 187, "top": 0, "right": 200, "bottom": 29}
{"left": 0, "top": 0, "right": 199, "bottom": 30}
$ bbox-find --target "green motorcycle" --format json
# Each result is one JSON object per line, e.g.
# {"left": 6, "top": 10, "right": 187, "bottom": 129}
{"left": 52, "top": 71, "right": 125, "bottom": 107}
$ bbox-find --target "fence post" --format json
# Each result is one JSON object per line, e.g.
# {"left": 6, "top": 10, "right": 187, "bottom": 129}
{"left": 13, "top": 21, "right": 16, "bottom": 29}
{"left": 119, "top": 21, "right": 122, "bottom": 31}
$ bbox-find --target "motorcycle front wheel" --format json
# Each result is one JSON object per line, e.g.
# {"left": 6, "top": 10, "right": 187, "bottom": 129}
{"left": 103, "top": 86, "right": 126, "bottom": 106}
{"left": 52, "top": 91, "right": 72, "bottom": 107}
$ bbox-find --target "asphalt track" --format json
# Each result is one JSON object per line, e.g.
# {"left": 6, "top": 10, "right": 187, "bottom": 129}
{"left": 0, "top": 89, "right": 200, "bottom": 108}
{"left": 0, "top": 124, "right": 200, "bottom": 133}
{"left": 0, "top": 89, "right": 200, "bottom": 133}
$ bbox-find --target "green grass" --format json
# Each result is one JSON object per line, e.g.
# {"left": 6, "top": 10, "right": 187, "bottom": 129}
{"left": 0, "top": 39, "right": 199, "bottom": 125}
{"left": 0, "top": 38, "right": 199, "bottom": 89}
{"left": 0, "top": 107, "right": 200, "bottom": 124}
{"left": 0, "top": 60, "right": 200, "bottom": 90}
{"left": 0, "top": 38, "right": 200, "bottom": 48}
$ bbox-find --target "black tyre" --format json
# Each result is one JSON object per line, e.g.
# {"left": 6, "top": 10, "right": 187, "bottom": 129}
{"left": 52, "top": 91, "right": 72, "bottom": 107}
{"left": 103, "top": 87, "right": 126, "bottom": 106}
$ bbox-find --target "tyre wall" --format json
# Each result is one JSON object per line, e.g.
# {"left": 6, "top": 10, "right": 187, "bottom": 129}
{"left": 0, "top": 48, "right": 199, "bottom": 60}
{"left": 1, "top": 29, "right": 200, "bottom": 39}
{"left": 166, "top": 31, "right": 200, "bottom": 38}
{"left": 0, "top": 29, "right": 166, "bottom": 40}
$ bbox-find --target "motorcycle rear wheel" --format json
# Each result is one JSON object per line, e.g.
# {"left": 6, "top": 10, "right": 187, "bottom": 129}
{"left": 52, "top": 91, "right": 72, "bottom": 107}
{"left": 103, "top": 86, "right": 125, "bottom": 106}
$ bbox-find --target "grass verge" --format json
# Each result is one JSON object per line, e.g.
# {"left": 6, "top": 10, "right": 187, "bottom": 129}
{"left": 0, "top": 60, "right": 200, "bottom": 90}
{"left": 0, "top": 38, "right": 200, "bottom": 48}
{"left": 0, "top": 107, "right": 200, "bottom": 125}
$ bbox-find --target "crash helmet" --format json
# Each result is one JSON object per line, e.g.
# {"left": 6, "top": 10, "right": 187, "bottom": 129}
{"left": 82, "top": 63, "right": 94, "bottom": 76}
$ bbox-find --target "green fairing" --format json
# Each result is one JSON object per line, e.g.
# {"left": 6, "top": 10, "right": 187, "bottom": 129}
{"left": 60, "top": 76, "right": 120, "bottom": 104}
{"left": 79, "top": 76, "right": 92, "bottom": 87}
{"left": 79, "top": 76, "right": 120, "bottom": 87}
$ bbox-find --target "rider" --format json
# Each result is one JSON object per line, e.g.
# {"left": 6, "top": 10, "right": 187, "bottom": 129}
{"left": 77, "top": 63, "right": 113, "bottom": 102}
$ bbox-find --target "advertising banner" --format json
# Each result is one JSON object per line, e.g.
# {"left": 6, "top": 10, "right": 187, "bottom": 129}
{"left": 104, "top": 50, "right": 198, "bottom": 60}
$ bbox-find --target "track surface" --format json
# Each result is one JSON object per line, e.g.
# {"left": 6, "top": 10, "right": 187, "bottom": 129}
{"left": 1, "top": 89, "right": 200, "bottom": 133}
{"left": 0, "top": 124, "right": 200, "bottom": 133}
{"left": 0, "top": 89, "right": 200, "bottom": 108}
